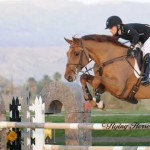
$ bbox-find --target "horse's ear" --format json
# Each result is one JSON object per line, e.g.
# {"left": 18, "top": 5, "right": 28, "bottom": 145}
{"left": 64, "top": 37, "right": 72, "bottom": 45}
{"left": 72, "top": 37, "right": 81, "bottom": 45}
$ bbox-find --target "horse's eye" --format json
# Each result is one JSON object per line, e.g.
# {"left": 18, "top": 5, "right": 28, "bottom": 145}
{"left": 74, "top": 52, "right": 80, "bottom": 56}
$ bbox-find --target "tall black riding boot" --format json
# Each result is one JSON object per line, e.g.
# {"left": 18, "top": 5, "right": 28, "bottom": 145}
{"left": 141, "top": 53, "right": 150, "bottom": 85}
{"left": 134, "top": 48, "right": 143, "bottom": 70}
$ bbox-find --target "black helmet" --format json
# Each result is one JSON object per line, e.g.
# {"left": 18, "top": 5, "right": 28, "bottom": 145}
{"left": 105, "top": 16, "right": 122, "bottom": 29}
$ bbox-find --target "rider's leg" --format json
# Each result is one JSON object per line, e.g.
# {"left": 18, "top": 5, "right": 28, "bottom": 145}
{"left": 134, "top": 48, "right": 143, "bottom": 70}
{"left": 141, "top": 53, "right": 150, "bottom": 85}
{"left": 141, "top": 38, "right": 150, "bottom": 85}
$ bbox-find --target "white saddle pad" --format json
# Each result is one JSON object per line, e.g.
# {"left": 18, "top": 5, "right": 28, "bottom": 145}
{"left": 134, "top": 58, "right": 141, "bottom": 78}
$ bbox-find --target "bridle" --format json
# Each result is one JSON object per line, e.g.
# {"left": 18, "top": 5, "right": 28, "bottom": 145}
{"left": 66, "top": 44, "right": 92, "bottom": 75}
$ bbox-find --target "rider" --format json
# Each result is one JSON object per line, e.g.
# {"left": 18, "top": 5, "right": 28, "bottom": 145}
{"left": 105, "top": 15, "right": 150, "bottom": 85}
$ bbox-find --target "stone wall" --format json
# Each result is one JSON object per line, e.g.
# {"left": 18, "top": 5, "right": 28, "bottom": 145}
{"left": 41, "top": 81, "right": 92, "bottom": 146}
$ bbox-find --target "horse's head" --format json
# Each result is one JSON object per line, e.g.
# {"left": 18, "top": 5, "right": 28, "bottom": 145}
{"left": 64, "top": 37, "right": 90, "bottom": 82}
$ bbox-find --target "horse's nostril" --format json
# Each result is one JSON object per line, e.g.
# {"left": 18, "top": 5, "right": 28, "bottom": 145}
{"left": 68, "top": 76, "right": 73, "bottom": 82}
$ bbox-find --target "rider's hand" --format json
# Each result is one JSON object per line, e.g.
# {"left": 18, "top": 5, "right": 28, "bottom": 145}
{"left": 127, "top": 45, "right": 135, "bottom": 57}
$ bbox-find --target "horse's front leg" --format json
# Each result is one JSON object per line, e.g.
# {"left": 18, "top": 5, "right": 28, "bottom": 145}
{"left": 91, "top": 76, "right": 105, "bottom": 109}
{"left": 80, "top": 74, "right": 97, "bottom": 107}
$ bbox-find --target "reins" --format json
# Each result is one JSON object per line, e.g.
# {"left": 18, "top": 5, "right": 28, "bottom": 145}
{"left": 83, "top": 54, "right": 142, "bottom": 78}
{"left": 98, "top": 55, "right": 142, "bottom": 77}
{"left": 66, "top": 43, "right": 142, "bottom": 78}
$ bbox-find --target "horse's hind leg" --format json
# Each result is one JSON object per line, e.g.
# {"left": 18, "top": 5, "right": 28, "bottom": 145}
{"left": 80, "top": 74, "right": 97, "bottom": 107}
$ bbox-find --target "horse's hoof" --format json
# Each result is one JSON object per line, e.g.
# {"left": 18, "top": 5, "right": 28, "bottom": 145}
{"left": 84, "top": 94, "right": 93, "bottom": 101}
{"left": 97, "top": 101, "right": 105, "bottom": 109}
{"left": 84, "top": 96, "right": 89, "bottom": 101}
{"left": 89, "top": 100, "right": 97, "bottom": 107}
{"left": 93, "top": 97, "right": 96, "bottom": 102}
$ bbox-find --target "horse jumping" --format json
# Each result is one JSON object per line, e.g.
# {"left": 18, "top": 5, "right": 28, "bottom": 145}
{"left": 64, "top": 34, "right": 150, "bottom": 108}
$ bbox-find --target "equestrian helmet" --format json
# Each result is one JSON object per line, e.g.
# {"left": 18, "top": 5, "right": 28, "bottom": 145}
{"left": 105, "top": 16, "right": 122, "bottom": 29}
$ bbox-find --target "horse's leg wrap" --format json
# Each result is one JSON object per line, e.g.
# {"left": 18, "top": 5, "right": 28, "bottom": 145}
{"left": 95, "top": 88, "right": 101, "bottom": 103}
{"left": 93, "top": 88, "right": 104, "bottom": 109}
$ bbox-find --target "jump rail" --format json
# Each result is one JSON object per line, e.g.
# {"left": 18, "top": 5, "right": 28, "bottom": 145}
{"left": 1, "top": 122, "right": 150, "bottom": 130}
{"left": 43, "top": 145, "right": 150, "bottom": 150}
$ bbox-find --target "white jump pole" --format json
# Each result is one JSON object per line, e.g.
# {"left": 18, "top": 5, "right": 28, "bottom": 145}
{"left": 1, "top": 122, "right": 150, "bottom": 130}
{"left": 43, "top": 145, "right": 150, "bottom": 150}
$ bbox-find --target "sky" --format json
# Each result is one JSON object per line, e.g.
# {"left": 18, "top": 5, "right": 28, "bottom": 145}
{"left": 0, "top": 0, "right": 149, "bottom": 84}
{"left": 0, "top": 0, "right": 149, "bottom": 3}
{"left": 70, "top": 0, "right": 150, "bottom": 4}
{"left": 0, "top": 0, "right": 149, "bottom": 47}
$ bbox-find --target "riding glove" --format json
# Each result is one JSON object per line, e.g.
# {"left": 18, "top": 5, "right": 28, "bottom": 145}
{"left": 127, "top": 45, "right": 134, "bottom": 57}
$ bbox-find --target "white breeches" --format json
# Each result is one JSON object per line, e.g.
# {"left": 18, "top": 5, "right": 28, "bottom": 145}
{"left": 141, "top": 38, "right": 150, "bottom": 56}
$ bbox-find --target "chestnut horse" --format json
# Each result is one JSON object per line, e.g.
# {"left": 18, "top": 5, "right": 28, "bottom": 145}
{"left": 64, "top": 34, "right": 150, "bottom": 108}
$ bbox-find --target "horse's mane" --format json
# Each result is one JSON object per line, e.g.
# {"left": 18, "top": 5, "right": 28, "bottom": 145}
{"left": 82, "top": 34, "right": 128, "bottom": 48}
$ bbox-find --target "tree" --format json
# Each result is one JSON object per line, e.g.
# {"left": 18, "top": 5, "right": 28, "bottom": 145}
{"left": 53, "top": 72, "right": 61, "bottom": 81}
{"left": 42, "top": 75, "right": 52, "bottom": 84}
{"left": 36, "top": 75, "right": 52, "bottom": 94}
{"left": 27, "top": 77, "right": 37, "bottom": 95}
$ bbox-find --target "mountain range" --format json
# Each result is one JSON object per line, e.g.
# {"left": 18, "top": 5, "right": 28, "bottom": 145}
{"left": 0, "top": 0, "right": 150, "bottom": 84}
